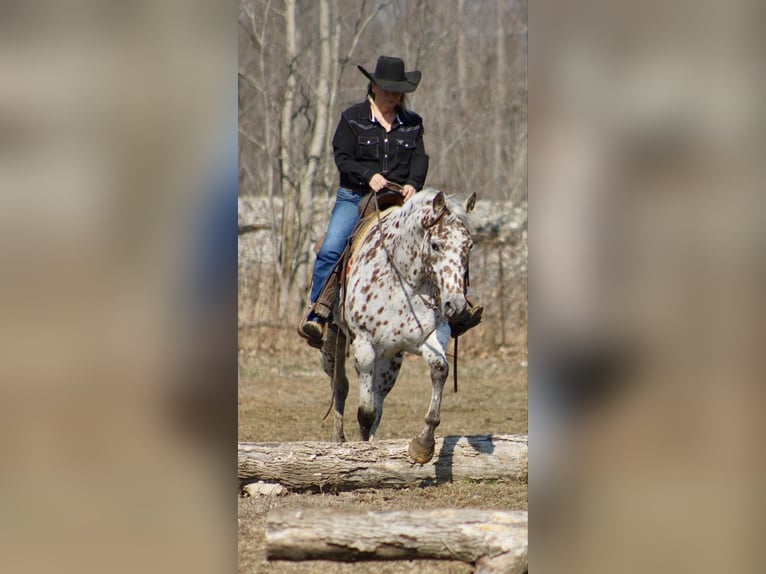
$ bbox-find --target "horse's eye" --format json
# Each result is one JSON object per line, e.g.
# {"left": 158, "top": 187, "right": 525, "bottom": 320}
{"left": 430, "top": 241, "right": 440, "bottom": 252}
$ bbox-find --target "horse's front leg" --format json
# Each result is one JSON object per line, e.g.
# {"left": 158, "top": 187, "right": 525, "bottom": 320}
{"left": 409, "top": 328, "right": 451, "bottom": 463}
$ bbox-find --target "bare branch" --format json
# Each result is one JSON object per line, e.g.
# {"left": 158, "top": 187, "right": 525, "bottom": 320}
{"left": 238, "top": 70, "right": 263, "bottom": 93}
{"left": 339, "top": 0, "right": 395, "bottom": 73}
{"left": 238, "top": 127, "right": 266, "bottom": 152}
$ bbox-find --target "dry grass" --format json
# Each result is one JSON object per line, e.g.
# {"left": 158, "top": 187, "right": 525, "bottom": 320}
{"left": 238, "top": 330, "right": 527, "bottom": 573}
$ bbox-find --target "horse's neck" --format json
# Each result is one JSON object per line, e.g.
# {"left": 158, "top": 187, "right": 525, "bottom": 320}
{"left": 384, "top": 206, "right": 429, "bottom": 288}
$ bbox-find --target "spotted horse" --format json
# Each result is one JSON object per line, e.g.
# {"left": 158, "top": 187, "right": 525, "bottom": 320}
{"left": 320, "top": 189, "right": 476, "bottom": 463}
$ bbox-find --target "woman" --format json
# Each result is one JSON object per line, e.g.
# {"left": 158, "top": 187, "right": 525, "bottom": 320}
{"left": 299, "top": 55, "right": 481, "bottom": 347}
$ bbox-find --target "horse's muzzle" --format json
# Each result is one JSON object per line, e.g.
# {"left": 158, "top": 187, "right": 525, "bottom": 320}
{"left": 442, "top": 296, "right": 467, "bottom": 319}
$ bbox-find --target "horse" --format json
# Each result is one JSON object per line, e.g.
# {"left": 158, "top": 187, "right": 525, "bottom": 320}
{"left": 320, "top": 188, "right": 476, "bottom": 463}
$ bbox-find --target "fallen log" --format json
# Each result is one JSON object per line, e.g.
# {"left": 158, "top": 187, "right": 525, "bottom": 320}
{"left": 266, "top": 507, "right": 528, "bottom": 574}
{"left": 239, "top": 434, "right": 527, "bottom": 491}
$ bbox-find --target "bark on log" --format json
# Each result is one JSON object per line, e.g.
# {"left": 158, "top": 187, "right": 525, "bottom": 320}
{"left": 239, "top": 434, "right": 527, "bottom": 492}
{"left": 266, "top": 508, "right": 528, "bottom": 574}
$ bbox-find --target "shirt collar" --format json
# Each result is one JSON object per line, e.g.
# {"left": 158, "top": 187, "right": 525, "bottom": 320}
{"left": 367, "top": 97, "right": 401, "bottom": 126}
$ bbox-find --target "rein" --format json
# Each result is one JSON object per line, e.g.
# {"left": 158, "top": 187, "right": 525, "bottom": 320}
{"left": 454, "top": 256, "right": 473, "bottom": 394}
{"left": 382, "top": 181, "right": 403, "bottom": 193}
{"left": 453, "top": 336, "right": 459, "bottom": 393}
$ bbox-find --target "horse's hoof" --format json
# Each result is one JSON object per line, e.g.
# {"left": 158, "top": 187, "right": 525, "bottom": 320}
{"left": 408, "top": 437, "right": 435, "bottom": 464}
{"left": 332, "top": 432, "right": 346, "bottom": 443}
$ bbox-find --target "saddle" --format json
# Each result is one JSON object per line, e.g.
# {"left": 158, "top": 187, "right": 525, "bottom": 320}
{"left": 311, "top": 187, "right": 404, "bottom": 324}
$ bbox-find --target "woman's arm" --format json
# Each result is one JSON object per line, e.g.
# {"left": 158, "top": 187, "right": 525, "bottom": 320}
{"left": 332, "top": 115, "right": 374, "bottom": 186}
{"left": 406, "top": 125, "right": 429, "bottom": 191}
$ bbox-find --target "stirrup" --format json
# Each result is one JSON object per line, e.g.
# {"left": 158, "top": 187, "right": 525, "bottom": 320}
{"left": 449, "top": 304, "right": 484, "bottom": 338}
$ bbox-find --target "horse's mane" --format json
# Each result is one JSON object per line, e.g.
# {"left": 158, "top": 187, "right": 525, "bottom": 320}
{"left": 403, "top": 188, "right": 473, "bottom": 228}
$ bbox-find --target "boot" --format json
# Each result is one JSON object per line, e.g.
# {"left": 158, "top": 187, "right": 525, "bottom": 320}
{"left": 449, "top": 303, "right": 484, "bottom": 338}
{"left": 297, "top": 308, "right": 326, "bottom": 349}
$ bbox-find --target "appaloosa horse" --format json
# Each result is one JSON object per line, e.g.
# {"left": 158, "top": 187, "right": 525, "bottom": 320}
{"left": 320, "top": 189, "right": 476, "bottom": 463}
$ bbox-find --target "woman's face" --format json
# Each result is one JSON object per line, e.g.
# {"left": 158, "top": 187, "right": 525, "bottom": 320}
{"left": 372, "top": 84, "right": 403, "bottom": 112}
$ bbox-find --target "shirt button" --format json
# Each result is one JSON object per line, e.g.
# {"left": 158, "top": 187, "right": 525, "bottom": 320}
{"left": 384, "top": 138, "right": 389, "bottom": 143}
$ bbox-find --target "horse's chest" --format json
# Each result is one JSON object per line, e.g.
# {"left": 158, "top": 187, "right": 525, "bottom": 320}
{"left": 345, "top": 258, "right": 430, "bottom": 336}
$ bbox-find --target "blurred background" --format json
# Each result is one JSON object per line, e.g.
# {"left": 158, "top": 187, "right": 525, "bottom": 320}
{"left": 530, "top": 0, "right": 765, "bottom": 572}
{"left": 0, "top": 1, "right": 236, "bottom": 573}
{"left": 238, "top": 0, "right": 529, "bottom": 359}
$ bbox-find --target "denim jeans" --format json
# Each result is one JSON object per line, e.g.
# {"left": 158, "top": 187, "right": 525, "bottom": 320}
{"left": 309, "top": 188, "right": 363, "bottom": 303}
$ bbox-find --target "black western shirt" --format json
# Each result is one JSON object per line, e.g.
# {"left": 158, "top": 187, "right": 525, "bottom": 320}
{"left": 332, "top": 100, "right": 429, "bottom": 191}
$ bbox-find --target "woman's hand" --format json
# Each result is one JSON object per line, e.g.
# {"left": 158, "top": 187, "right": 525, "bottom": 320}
{"left": 401, "top": 184, "right": 416, "bottom": 201}
{"left": 369, "top": 173, "right": 388, "bottom": 192}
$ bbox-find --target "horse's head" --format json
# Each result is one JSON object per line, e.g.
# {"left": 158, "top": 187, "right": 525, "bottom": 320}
{"left": 421, "top": 192, "right": 476, "bottom": 319}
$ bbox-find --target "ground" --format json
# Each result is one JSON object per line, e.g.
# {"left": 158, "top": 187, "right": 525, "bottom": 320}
{"left": 238, "top": 341, "right": 527, "bottom": 573}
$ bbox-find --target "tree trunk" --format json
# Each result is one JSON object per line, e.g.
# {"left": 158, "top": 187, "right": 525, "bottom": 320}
{"left": 266, "top": 507, "right": 528, "bottom": 573}
{"left": 279, "top": 0, "right": 296, "bottom": 191}
{"left": 239, "top": 434, "right": 527, "bottom": 491}
{"left": 493, "top": 0, "right": 506, "bottom": 187}
{"left": 295, "top": 0, "right": 332, "bottom": 300}
{"left": 457, "top": 0, "right": 467, "bottom": 113}
{"left": 276, "top": 0, "right": 298, "bottom": 312}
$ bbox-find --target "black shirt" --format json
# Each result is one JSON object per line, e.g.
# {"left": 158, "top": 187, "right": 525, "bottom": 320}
{"left": 332, "top": 100, "right": 429, "bottom": 191}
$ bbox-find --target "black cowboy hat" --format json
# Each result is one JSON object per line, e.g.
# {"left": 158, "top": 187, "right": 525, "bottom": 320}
{"left": 357, "top": 56, "right": 421, "bottom": 93}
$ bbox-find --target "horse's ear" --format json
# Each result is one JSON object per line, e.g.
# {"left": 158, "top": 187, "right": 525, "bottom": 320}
{"left": 422, "top": 191, "right": 448, "bottom": 228}
{"left": 432, "top": 191, "right": 446, "bottom": 213}
{"left": 464, "top": 192, "right": 476, "bottom": 213}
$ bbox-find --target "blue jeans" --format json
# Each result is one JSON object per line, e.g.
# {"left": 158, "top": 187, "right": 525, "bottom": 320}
{"left": 309, "top": 188, "right": 363, "bottom": 304}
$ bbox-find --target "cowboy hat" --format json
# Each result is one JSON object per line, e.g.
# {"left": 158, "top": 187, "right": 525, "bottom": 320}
{"left": 357, "top": 56, "right": 421, "bottom": 93}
